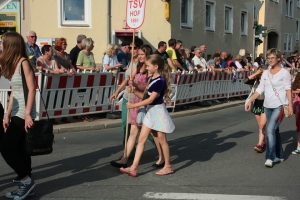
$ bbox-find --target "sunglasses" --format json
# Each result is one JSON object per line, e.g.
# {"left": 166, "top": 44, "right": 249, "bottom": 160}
{"left": 128, "top": 46, "right": 137, "bottom": 50}
{"left": 30, "top": 36, "right": 37, "bottom": 38}
{"left": 63, "top": 43, "right": 68, "bottom": 45}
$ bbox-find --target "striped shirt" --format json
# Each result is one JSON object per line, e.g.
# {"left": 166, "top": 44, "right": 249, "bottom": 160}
{"left": 11, "top": 64, "right": 36, "bottom": 119}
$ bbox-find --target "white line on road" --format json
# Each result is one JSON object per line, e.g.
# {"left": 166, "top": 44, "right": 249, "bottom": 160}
{"left": 143, "top": 192, "right": 287, "bottom": 200}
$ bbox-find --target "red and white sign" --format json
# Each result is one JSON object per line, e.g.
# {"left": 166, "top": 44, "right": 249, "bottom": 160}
{"left": 126, "top": 0, "right": 146, "bottom": 29}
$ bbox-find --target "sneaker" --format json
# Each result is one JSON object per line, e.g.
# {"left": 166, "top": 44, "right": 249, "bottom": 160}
{"left": 13, "top": 173, "right": 31, "bottom": 183}
{"left": 254, "top": 144, "right": 265, "bottom": 153}
{"left": 5, "top": 189, "right": 34, "bottom": 199}
{"left": 212, "top": 99, "right": 220, "bottom": 103}
{"left": 265, "top": 159, "right": 273, "bottom": 168}
{"left": 273, "top": 157, "right": 284, "bottom": 163}
{"left": 12, "top": 180, "right": 35, "bottom": 200}
{"left": 291, "top": 149, "right": 300, "bottom": 155}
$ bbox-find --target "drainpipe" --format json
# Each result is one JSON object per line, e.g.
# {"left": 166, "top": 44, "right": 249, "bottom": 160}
{"left": 107, "top": 0, "right": 111, "bottom": 45}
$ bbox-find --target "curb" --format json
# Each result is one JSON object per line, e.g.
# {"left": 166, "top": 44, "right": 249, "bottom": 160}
{"left": 53, "top": 100, "right": 244, "bottom": 134}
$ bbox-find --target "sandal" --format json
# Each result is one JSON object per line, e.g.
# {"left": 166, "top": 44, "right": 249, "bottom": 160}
{"left": 120, "top": 166, "right": 137, "bottom": 177}
{"left": 155, "top": 165, "right": 174, "bottom": 176}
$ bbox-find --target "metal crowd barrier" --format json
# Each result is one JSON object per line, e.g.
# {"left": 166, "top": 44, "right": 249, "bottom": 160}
{"left": 4, "top": 69, "right": 294, "bottom": 121}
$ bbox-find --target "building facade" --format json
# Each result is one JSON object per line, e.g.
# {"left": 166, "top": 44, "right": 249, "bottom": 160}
{"left": 258, "top": 0, "right": 300, "bottom": 55}
{"left": 0, "top": 0, "right": 258, "bottom": 63}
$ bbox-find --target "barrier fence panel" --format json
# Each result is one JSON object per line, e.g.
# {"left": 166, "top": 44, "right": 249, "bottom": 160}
{"left": 174, "top": 72, "right": 205, "bottom": 106}
{"left": 201, "top": 72, "right": 232, "bottom": 101}
{"left": 227, "top": 71, "right": 251, "bottom": 98}
{"left": 39, "top": 72, "right": 115, "bottom": 119}
{"left": 112, "top": 72, "right": 126, "bottom": 112}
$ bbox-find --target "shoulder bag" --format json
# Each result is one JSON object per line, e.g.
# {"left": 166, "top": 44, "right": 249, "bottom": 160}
{"left": 21, "top": 59, "right": 54, "bottom": 156}
{"left": 136, "top": 76, "right": 151, "bottom": 125}
{"left": 267, "top": 71, "right": 289, "bottom": 117}
{"left": 245, "top": 80, "right": 257, "bottom": 111}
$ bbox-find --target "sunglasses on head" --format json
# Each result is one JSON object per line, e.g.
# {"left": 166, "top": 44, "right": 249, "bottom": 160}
{"left": 128, "top": 46, "right": 137, "bottom": 50}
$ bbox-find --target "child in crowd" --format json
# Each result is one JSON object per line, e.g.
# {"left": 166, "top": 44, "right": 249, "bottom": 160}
{"left": 120, "top": 54, "right": 175, "bottom": 177}
{"left": 244, "top": 65, "right": 268, "bottom": 153}
{"left": 291, "top": 72, "right": 300, "bottom": 154}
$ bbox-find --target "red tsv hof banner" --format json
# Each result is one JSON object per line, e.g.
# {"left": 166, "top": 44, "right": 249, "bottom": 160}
{"left": 126, "top": 0, "right": 146, "bottom": 29}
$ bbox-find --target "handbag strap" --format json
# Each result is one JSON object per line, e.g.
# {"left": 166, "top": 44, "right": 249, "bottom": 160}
{"left": 20, "top": 59, "right": 50, "bottom": 121}
{"left": 267, "top": 71, "right": 285, "bottom": 106}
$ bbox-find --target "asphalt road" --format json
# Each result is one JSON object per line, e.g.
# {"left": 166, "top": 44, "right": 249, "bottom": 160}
{"left": 0, "top": 105, "right": 299, "bottom": 200}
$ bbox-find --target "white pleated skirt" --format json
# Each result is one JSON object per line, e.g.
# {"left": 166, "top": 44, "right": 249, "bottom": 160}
{"left": 143, "top": 103, "right": 175, "bottom": 133}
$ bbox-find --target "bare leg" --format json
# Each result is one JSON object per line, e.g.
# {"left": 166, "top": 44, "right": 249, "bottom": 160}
{"left": 258, "top": 113, "right": 267, "bottom": 145}
{"left": 129, "top": 124, "right": 152, "bottom": 171}
{"left": 151, "top": 130, "right": 164, "bottom": 164}
{"left": 156, "top": 131, "right": 171, "bottom": 167}
{"left": 118, "top": 125, "right": 139, "bottom": 164}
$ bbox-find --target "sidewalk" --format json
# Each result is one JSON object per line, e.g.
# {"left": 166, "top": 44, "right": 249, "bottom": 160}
{"left": 53, "top": 99, "right": 245, "bottom": 134}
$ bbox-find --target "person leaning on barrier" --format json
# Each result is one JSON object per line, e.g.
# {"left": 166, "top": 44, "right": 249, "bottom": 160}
{"left": 76, "top": 38, "right": 99, "bottom": 73}
{"left": 36, "top": 45, "right": 64, "bottom": 74}
{"left": 53, "top": 37, "right": 77, "bottom": 76}
{"left": 70, "top": 34, "right": 86, "bottom": 71}
{"left": 102, "top": 44, "right": 122, "bottom": 72}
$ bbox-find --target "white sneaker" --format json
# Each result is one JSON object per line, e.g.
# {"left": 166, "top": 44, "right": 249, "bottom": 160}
{"left": 265, "top": 159, "right": 273, "bottom": 168}
{"left": 273, "top": 157, "right": 284, "bottom": 163}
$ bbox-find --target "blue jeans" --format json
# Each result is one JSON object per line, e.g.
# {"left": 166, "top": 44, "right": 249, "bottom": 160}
{"left": 264, "top": 106, "right": 284, "bottom": 161}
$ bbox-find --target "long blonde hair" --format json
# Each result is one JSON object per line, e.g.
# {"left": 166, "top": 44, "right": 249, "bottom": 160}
{"left": 0, "top": 32, "right": 28, "bottom": 80}
{"left": 105, "top": 44, "right": 117, "bottom": 57}
{"left": 146, "top": 54, "right": 171, "bottom": 103}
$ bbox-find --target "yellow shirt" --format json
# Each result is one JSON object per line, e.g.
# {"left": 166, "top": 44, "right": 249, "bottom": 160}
{"left": 166, "top": 47, "right": 177, "bottom": 71}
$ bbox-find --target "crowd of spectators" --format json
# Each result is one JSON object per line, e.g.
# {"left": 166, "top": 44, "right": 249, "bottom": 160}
{"left": 23, "top": 30, "right": 300, "bottom": 122}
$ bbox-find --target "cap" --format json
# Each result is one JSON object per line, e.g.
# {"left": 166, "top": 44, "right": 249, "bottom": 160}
{"left": 253, "top": 62, "right": 259, "bottom": 67}
{"left": 121, "top": 40, "right": 130, "bottom": 46}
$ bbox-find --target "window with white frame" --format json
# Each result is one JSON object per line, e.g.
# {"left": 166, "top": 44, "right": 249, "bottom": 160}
{"left": 296, "top": 20, "right": 299, "bottom": 40}
{"left": 224, "top": 6, "right": 233, "bottom": 33}
{"left": 241, "top": 11, "right": 248, "bottom": 35}
{"left": 205, "top": 1, "right": 215, "bottom": 31}
{"left": 59, "top": 0, "right": 91, "bottom": 26}
{"left": 297, "top": 0, "right": 300, "bottom": 8}
{"left": 286, "top": 0, "right": 293, "bottom": 17}
{"left": 181, "top": 0, "right": 193, "bottom": 28}
{"left": 284, "top": 34, "right": 293, "bottom": 52}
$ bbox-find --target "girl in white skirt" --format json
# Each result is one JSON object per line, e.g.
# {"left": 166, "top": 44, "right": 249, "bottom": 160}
{"left": 120, "top": 54, "right": 175, "bottom": 177}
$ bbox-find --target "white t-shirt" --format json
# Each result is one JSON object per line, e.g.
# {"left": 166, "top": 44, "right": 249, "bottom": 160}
{"left": 102, "top": 54, "right": 118, "bottom": 72}
{"left": 192, "top": 56, "right": 207, "bottom": 71}
{"left": 256, "top": 68, "right": 291, "bottom": 108}
{"left": 235, "top": 61, "right": 243, "bottom": 69}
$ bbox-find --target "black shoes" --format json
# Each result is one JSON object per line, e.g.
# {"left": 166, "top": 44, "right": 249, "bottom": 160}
{"left": 152, "top": 162, "right": 165, "bottom": 168}
{"left": 110, "top": 161, "right": 127, "bottom": 168}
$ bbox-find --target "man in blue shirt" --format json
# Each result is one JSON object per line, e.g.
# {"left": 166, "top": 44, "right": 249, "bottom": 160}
{"left": 117, "top": 41, "right": 130, "bottom": 72}
{"left": 220, "top": 51, "right": 228, "bottom": 68}
{"left": 70, "top": 34, "right": 86, "bottom": 70}
{"left": 26, "top": 30, "right": 42, "bottom": 66}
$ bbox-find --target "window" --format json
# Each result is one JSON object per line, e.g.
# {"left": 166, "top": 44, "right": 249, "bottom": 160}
{"left": 180, "top": 0, "right": 193, "bottom": 28}
{"left": 284, "top": 34, "right": 293, "bottom": 52}
{"left": 224, "top": 6, "right": 233, "bottom": 33}
{"left": 59, "top": 0, "right": 91, "bottom": 27}
{"left": 286, "top": 0, "right": 293, "bottom": 17}
{"left": 296, "top": 20, "right": 299, "bottom": 40}
{"left": 241, "top": 11, "right": 248, "bottom": 35}
{"left": 205, "top": 1, "right": 215, "bottom": 31}
{"left": 297, "top": 0, "right": 300, "bottom": 7}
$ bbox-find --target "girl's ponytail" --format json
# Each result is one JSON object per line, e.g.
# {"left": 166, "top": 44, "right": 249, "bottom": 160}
{"left": 163, "top": 64, "right": 171, "bottom": 103}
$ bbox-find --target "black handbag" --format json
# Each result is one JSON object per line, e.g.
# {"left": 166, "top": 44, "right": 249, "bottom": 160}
{"left": 21, "top": 59, "right": 54, "bottom": 156}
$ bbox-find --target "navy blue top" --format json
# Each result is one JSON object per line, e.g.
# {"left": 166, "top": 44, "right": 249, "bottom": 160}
{"left": 148, "top": 76, "right": 166, "bottom": 105}
{"left": 117, "top": 50, "right": 130, "bottom": 72}
{"left": 221, "top": 60, "right": 227, "bottom": 68}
